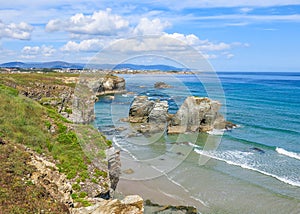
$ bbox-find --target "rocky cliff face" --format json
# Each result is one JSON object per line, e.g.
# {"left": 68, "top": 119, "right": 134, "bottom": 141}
{"left": 71, "top": 75, "right": 125, "bottom": 124}
{"left": 128, "top": 96, "right": 235, "bottom": 134}
{"left": 82, "top": 75, "right": 125, "bottom": 96}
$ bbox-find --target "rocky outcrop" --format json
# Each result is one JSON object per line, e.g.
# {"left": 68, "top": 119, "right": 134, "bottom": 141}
{"left": 71, "top": 75, "right": 125, "bottom": 124}
{"left": 72, "top": 195, "right": 144, "bottom": 214}
{"left": 71, "top": 92, "right": 96, "bottom": 124}
{"left": 154, "top": 81, "right": 173, "bottom": 89}
{"left": 149, "top": 100, "right": 169, "bottom": 123}
{"left": 27, "top": 148, "right": 74, "bottom": 208}
{"left": 86, "top": 75, "right": 125, "bottom": 96}
{"left": 145, "top": 199, "right": 198, "bottom": 214}
{"left": 129, "top": 96, "right": 169, "bottom": 124}
{"left": 128, "top": 96, "right": 235, "bottom": 134}
{"left": 128, "top": 96, "right": 169, "bottom": 133}
{"left": 1, "top": 73, "right": 125, "bottom": 124}
{"left": 168, "top": 96, "right": 232, "bottom": 133}
{"left": 129, "top": 96, "right": 155, "bottom": 123}
{"left": 106, "top": 147, "right": 121, "bottom": 193}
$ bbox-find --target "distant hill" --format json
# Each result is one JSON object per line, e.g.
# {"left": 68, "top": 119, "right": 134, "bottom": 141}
{"left": 0, "top": 61, "right": 188, "bottom": 71}
{"left": 0, "top": 61, "right": 85, "bottom": 69}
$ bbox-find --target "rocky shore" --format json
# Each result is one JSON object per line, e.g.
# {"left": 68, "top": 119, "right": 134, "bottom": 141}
{"left": 0, "top": 72, "right": 205, "bottom": 213}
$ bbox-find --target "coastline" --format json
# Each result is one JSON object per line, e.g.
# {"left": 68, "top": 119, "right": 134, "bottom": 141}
{"left": 116, "top": 173, "right": 208, "bottom": 211}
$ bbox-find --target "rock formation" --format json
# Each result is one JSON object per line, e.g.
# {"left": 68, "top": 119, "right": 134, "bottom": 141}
{"left": 106, "top": 147, "right": 121, "bottom": 193}
{"left": 168, "top": 96, "right": 230, "bottom": 133}
{"left": 27, "top": 148, "right": 74, "bottom": 208}
{"left": 86, "top": 75, "right": 126, "bottom": 96}
{"left": 71, "top": 75, "right": 125, "bottom": 124}
{"left": 128, "top": 96, "right": 235, "bottom": 134}
{"left": 72, "top": 195, "right": 144, "bottom": 214}
{"left": 128, "top": 96, "right": 169, "bottom": 133}
{"left": 154, "top": 81, "right": 173, "bottom": 89}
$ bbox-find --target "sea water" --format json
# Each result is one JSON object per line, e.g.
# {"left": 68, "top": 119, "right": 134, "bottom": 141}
{"left": 94, "top": 72, "right": 300, "bottom": 213}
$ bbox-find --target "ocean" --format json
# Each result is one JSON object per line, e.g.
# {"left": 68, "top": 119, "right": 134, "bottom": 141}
{"left": 94, "top": 72, "right": 300, "bottom": 213}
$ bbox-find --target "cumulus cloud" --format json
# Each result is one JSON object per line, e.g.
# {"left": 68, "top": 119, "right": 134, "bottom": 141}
{"left": 0, "top": 20, "right": 33, "bottom": 40}
{"left": 110, "top": 33, "right": 231, "bottom": 52}
{"left": 61, "top": 39, "right": 104, "bottom": 52}
{"left": 46, "top": 8, "right": 129, "bottom": 36}
{"left": 165, "top": 33, "right": 233, "bottom": 51}
{"left": 133, "top": 18, "right": 171, "bottom": 35}
{"left": 21, "top": 45, "right": 56, "bottom": 58}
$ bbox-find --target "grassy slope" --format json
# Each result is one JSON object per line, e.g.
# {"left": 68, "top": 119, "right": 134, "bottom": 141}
{"left": 0, "top": 77, "right": 110, "bottom": 212}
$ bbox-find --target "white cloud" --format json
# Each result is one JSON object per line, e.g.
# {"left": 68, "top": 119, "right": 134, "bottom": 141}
{"left": 133, "top": 18, "right": 171, "bottom": 35}
{"left": 0, "top": 20, "right": 33, "bottom": 40}
{"left": 166, "top": 33, "right": 233, "bottom": 51}
{"left": 240, "top": 7, "right": 253, "bottom": 13}
{"left": 104, "top": 33, "right": 241, "bottom": 57}
{"left": 21, "top": 45, "right": 56, "bottom": 58}
{"left": 46, "top": 8, "right": 129, "bottom": 36}
{"left": 61, "top": 39, "right": 104, "bottom": 52}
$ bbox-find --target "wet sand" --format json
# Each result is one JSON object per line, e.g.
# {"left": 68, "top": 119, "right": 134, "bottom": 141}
{"left": 116, "top": 174, "right": 209, "bottom": 212}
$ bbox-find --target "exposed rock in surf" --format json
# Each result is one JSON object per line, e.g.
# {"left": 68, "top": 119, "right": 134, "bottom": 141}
{"left": 154, "top": 81, "right": 173, "bottom": 89}
{"left": 168, "top": 96, "right": 235, "bottom": 133}
{"left": 128, "top": 95, "right": 235, "bottom": 134}
{"left": 129, "top": 96, "right": 169, "bottom": 133}
{"left": 250, "top": 147, "right": 265, "bottom": 154}
{"left": 129, "top": 96, "right": 155, "bottom": 123}
{"left": 129, "top": 96, "right": 169, "bottom": 124}
{"left": 144, "top": 199, "right": 198, "bottom": 214}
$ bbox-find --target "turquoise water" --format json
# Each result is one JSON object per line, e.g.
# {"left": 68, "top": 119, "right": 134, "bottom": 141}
{"left": 94, "top": 72, "right": 300, "bottom": 213}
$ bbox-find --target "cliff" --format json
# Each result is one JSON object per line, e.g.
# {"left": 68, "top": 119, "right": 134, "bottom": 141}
{"left": 0, "top": 73, "right": 142, "bottom": 213}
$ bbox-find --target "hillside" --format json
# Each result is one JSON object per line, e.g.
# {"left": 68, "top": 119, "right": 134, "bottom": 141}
{"left": 0, "top": 75, "right": 112, "bottom": 212}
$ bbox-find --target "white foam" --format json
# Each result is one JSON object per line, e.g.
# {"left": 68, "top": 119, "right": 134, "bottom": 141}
{"left": 207, "top": 129, "right": 224, "bottom": 135}
{"left": 276, "top": 147, "right": 300, "bottom": 161}
{"left": 112, "top": 136, "right": 138, "bottom": 161}
{"left": 150, "top": 165, "right": 189, "bottom": 193}
{"left": 194, "top": 149, "right": 300, "bottom": 187}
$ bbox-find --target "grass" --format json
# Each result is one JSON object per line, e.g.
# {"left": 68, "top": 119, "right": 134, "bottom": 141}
{"left": 0, "top": 72, "right": 79, "bottom": 88}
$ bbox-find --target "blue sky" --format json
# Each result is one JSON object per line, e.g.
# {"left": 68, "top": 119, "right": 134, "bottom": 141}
{"left": 0, "top": 0, "right": 300, "bottom": 71}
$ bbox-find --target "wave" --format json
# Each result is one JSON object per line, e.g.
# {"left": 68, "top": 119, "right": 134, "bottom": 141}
{"left": 224, "top": 135, "right": 276, "bottom": 150}
{"left": 113, "top": 136, "right": 138, "bottom": 161}
{"left": 207, "top": 129, "right": 224, "bottom": 135}
{"left": 194, "top": 149, "right": 300, "bottom": 187}
{"left": 276, "top": 147, "right": 300, "bottom": 161}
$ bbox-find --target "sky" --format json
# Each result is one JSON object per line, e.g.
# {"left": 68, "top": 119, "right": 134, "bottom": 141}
{"left": 0, "top": 0, "right": 300, "bottom": 71}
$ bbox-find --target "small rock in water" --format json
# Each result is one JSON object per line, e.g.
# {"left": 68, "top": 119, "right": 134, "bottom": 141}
{"left": 123, "top": 168, "right": 134, "bottom": 174}
{"left": 250, "top": 147, "right": 265, "bottom": 154}
{"left": 154, "top": 82, "right": 173, "bottom": 89}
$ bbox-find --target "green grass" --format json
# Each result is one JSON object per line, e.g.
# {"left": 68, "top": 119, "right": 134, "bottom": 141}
{"left": 0, "top": 72, "right": 79, "bottom": 88}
